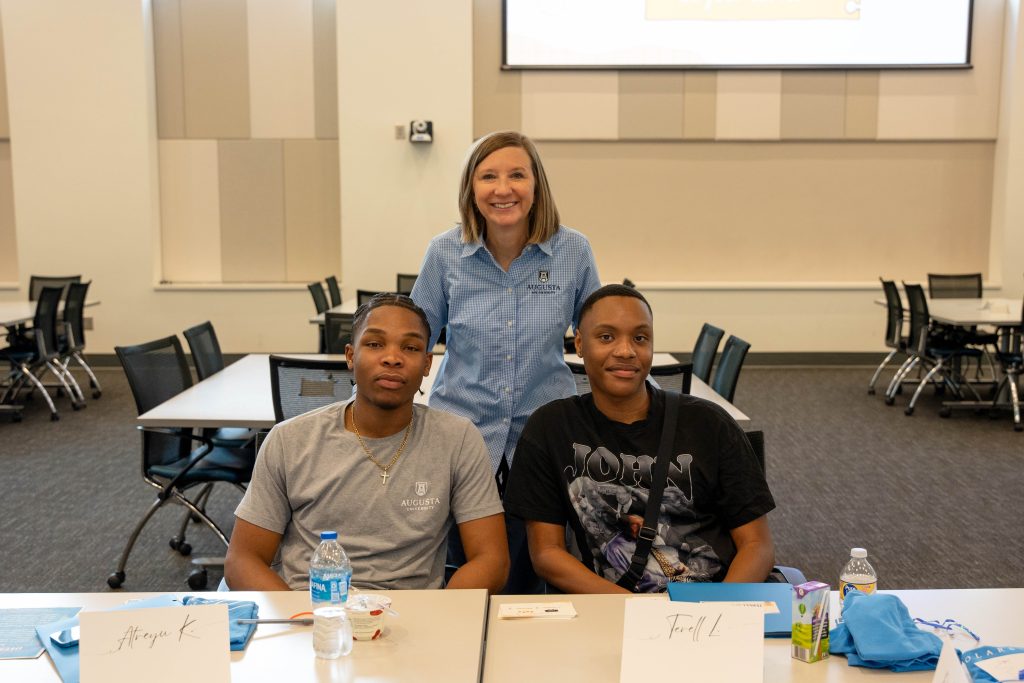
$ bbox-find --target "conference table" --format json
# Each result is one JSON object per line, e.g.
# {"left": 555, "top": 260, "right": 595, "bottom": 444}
{"left": 0, "top": 300, "right": 101, "bottom": 328}
{"left": 137, "top": 352, "right": 749, "bottom": 428}
{"left": 6, "top": 588, "right": 1022, "bottom": 682}
{"left": 309, "top": 301, "right": 357, "bottom": 324}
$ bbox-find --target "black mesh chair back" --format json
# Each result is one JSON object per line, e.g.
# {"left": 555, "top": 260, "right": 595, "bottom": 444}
{"left": 29, "top": 274, "right": 80, "bottom": 301}
{"left": 269, "top": 355, "right": 355, "bottom": 422}
{"left": 566, "top": 361, "right": 591, "bottom": 395}
{"left": 33, "top": 286, "right": 65, "bottom": 361}
{"left": 183, "top": 321, "right": 225, "bottom": 381}
{"left": 710, "top": 335, "right": 751, "bottom": 404}
{"left": 115, "top": 336, "right": 194, "bottom": 469}
{"left": 62, "top": 281, "right": 90, "bottom": 352}
{"left": 396, "top": 274, "right": 418, "bottom": 295}
{"left": 651, "top": 362, "right": 693, "bottom": 394}
{"left": 308, "top": 281, "right": 329, "bottom": 314}
{"left": 357, "top": 289, "right": 385, "bottom": 307}
{"left": 880, "top": 279, "right": 904, "bottom": 349}
{"left": 326, "top": 276, "right": 342, "bottom": 308}
{"left": 927, "top": 273, "right": 983, "bottom": 299}
{"left": 324, "top": 312, "right": 354, "bottom": 353}
{"left": 691, "top": 323, "right": 725, "bottom": 383}
{"left": 902, "top": 282, "right": 931, "bottom": 353}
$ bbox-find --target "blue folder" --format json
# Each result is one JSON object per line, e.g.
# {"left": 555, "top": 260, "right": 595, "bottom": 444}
{"left": 666, "top": 582, "right": 793, "bottom": 637}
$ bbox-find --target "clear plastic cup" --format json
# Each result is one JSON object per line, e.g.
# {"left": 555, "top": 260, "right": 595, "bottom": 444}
{"left": 313, "top": 606, "right": 353, "bottom": 658}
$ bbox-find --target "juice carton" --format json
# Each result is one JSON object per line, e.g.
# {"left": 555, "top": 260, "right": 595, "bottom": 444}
{"left": 792, "top": 581, "right": 830, "bottom": 662}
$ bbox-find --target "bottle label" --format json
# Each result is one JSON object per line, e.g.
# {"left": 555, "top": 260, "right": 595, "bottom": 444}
{"left": 311, "top": 574, "right": 350, "bottom": 604}
{"left": 839, "top": 580, "right": 876, "bottom": 601}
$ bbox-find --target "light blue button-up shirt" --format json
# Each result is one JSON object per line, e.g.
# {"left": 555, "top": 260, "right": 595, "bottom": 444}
{"left": 411, "top": 226, "right": 601, "bottom": 472}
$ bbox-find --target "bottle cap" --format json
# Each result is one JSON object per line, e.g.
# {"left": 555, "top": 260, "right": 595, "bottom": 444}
{"left": 320, "top": 530, "right": 338, "bottom": 540}
{"left": 851, "top": 547, "right": 867, "bottom": 558}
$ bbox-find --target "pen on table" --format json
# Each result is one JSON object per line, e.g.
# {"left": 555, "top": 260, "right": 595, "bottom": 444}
{"left": 236, "top": 617, "right": 314, "bottom": 625}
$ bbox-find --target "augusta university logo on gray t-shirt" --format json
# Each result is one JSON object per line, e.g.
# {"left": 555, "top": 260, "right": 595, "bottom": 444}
{"left": 401, "top": 480, "right": 440, "bottom": 512}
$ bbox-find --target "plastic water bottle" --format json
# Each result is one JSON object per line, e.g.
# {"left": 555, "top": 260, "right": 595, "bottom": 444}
{"left": 309, "top": 531, "right": 353, "bottom": 659}
{"left": 839, "top": 547, "right": 877, "bottom": 607}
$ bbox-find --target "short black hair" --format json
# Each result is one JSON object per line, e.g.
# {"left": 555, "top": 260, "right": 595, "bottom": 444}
{"left": 578, "top": 284, "right": 653, "bottom": 326}
{"left": 352, "top": 293, "right": 432, "bottom": 342}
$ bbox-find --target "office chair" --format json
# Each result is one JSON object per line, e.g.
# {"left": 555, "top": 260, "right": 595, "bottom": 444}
{"left": 987, "top": 294, "right": 1023, "bottom": 431}
{"left": 357, "top": 289, "right": 385, "bottom": 307}
{"left": 324, "top": 312, "right": 354, "bottom": 354}
{"left": 0, "top": 286, "right": 85, "bottom": 420}
{"left": 396, "top": 273, "right": 418, "bottom": 296}
{"left": 927, "top": 272, "right": 998, "bottom": 378}
{"left": 710, "top": 335, "right": 751, "bottom": 404}
{"left": 566, "top": 361, "right": 591, "bottom": 395}
{"left": 58, "top": 281, "right": 102, "bottom": 399}
{"left": 308, "top": 282, "right": 330, "bottom": 352}
{"left": 326, "top": 275, "right": 342, "bottom": 308}
{"left": 691, "top": 323, "right": 725, "bottom": 384}
{"left": 111, "top": 335, "right": 253, "bottom": 589}
{"left": 269, "top": 355, "right": 355, "bottom": 423}
{"left": 28, "top": 274, "right": 81, "bottom": 301}
{"left": 868, "top": 279, "right": 909, "bottom": 396}
{"left": 650, "top": 362, "right": 693, "bottom": 394}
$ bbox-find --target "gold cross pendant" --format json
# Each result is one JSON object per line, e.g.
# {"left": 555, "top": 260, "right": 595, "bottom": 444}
{"left": 380, "top": 470, "right": 389, "bottom": 485}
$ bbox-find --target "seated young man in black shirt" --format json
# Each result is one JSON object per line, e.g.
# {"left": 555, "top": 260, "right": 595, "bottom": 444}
{"left": 503, "top": 284, "right": 775, "bottom": 593}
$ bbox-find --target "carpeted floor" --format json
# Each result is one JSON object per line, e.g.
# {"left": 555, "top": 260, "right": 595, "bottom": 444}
{"left": 0, "top": 364, "right": 1021, "bottom": 593}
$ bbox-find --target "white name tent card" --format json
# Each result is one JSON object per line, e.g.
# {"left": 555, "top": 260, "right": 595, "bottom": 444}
{"left": 79, "top": 603, "right": 230, "bottom": 683}
{"left": 498, "top": 602, "right": 577, "bottom": 620}
{"left": 620, "top": 598, "right": 763, "bottom": 683}
{"left": 932, "top": 641, "right": 972, "bottom": 683}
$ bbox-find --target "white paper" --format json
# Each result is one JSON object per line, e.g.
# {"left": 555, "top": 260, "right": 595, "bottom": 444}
{"left": 975, "top": 652, "right": 1024, "bottom": 681}
{"left": 703, "top": 600, "right": 780, "bottom": 615}
{"left": 932, "top": 641, "right": 972, "bottom": 683}
{"left": 498, "top": 602, "right": 577, "bottom": 619}
{"left": 79, "top": 604, "right": 230, "bottom": 683}
{"left": 620, "top": 598, "right": 763, "bottom": 683}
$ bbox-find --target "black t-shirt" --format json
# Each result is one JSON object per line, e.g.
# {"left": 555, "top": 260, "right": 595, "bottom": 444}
{"left": 504, "top": 386, "right": 775, "bottom": 589}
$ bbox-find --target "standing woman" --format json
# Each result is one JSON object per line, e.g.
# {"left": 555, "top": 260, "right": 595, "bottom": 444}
{"left": 411, "top": 131, "right": 601, "bottom": 592}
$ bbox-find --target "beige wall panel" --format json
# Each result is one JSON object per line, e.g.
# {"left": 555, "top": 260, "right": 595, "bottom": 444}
{"left": 219, "top": 140, "right": 286, "bottom": 282}
{"left": 521, "top": 72, "right": 618, "bottom": 140}
{"left": 158, "top": 140, "right": 221, "bottom": 282}
{"left": 283, "top": 139, "right": 340, "bottom": 281}
{"left": 0, "top": 15, "right": 9, "bottom": 139}
{"left": 312, "top": 0, "right": 338, "bottom": 139}
{"left": 180, "top": 0, "right": 250, "bottom": 139}
{"left": 618, "top": 73, "right": 684, "bottom": 140}
{"left": 715, "top": 72, "right": 782, "bottom": 140}
{"left": 153, "top": 0, "right": 186, "bottom": 139}
{"left": 473, "top": 0, "right": 520, "bottom": 137}
{"left": 845, "top": 72, "right": 879, "bottom": 139}
{"left": 780, "top": 72, "right": 845, "bottom": 140}
{"left": 538, "top": 141, "right": 993, "bottom": 282}
{"left": 682, "top": 73, "right": 717, "bottom": 139}
{"left": 877, "top": 0, "right": 1003, "bottom": 140}
{"left": 0, "top": 143, "right": 18, "bottom": 280}
{"left": 247, "top": 0, "right": 315, "bottom": 139}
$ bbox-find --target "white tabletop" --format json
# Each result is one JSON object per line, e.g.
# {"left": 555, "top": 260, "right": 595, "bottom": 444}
{"left": 311, "top": 301, "right": 357, "bottom": 323}
{"left": 484, "top": 589, "right": 1024, "bottom": 683}
{"left": 0, "top": 300, "right": 101, "bottom": 327}
{"left": 1, "top": 588, "right": 487, "bottom": 683}
{"left": 137, "top": 353, "right": 748, "bottom": 428}
{"left": 873, "top": 296, "right": 1021, "bottom": 327}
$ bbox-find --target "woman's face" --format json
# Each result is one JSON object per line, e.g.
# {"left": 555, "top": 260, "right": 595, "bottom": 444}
{"left": 472, "top": 145, "right": 535, "bottom": 239}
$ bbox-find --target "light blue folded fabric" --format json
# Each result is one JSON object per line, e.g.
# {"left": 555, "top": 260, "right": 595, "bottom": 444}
{"left": 181, "top": 595, "right": 259, "bottom": 651}
{"left": 829, "top": 590, "right": 944, "bottom": 672}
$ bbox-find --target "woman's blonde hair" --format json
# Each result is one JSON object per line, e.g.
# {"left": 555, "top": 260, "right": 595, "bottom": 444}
{"left": 457, "top": 131, "right": 560, "bottom": 244}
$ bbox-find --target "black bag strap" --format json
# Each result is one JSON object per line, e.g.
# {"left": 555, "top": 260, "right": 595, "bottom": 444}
{"left": 616, "top": 390, "right": 679, "bottom": 593}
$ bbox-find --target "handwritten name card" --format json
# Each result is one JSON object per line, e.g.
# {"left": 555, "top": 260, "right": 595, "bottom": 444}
{"left": 79, "top": 604, "right": 230, "bottom": 683}
{"left": 620, "top": 598, "right": 763, "bottom": 683}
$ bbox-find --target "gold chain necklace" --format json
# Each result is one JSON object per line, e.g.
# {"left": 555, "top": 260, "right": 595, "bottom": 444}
{"left": 349, "top": 404, "right": 414, "bottom": 486}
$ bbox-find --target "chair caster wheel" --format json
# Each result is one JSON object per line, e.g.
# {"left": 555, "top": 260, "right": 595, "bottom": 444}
{"left": 1015, "top": 424, "right": 1023, "bottom": 433}
{"left": 867, "top": 388, "right": 876, "bottom": 395}
{"left": 50, "top": 413, "right": 60, "bottom": 421}
{"left": 107, "top": 571, "right": 125, "bottom": 589}
{"left": 92, "top": 390, "right": 102, "bottom": 399}
{"left": 904, "top": 407, "right": 915, "bottom": 416}
{"left": 12, "top": 414, "right": 21, "bottom": 423}
{"left": 169, "top": 537, "right": 181, "bottom": 551}
{"left": 939, "top": 408, "right": 952, "bottom": 418}
{"left": 72, "top": 402, "right": 84, "bottom": 411}
{"left": 178, "top": 542, "right": 192, "bottom": 556}
{"left": 187, "top": 569, "right": 208, "bottom": 590}
{"left": 884, "top": 397, "right": 895, "bottom": 406}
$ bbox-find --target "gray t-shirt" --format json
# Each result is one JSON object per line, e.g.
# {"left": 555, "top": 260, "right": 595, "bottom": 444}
{"left": 235, "top": 399, "right": 503, "bottom": 590}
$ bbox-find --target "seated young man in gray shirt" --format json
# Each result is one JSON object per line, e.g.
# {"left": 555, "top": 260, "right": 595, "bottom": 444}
{"left": 226, "top": 294, "right": 509, "bottom": 592}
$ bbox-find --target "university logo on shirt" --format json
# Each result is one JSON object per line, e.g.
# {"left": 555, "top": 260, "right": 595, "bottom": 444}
{"left": 415, "top": 481, "right": 429, "bottom": 496}
{"left": 538, "top": 270, "right": 549, "bottom": 283}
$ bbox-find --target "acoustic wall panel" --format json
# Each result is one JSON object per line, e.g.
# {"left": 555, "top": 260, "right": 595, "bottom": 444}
{"left": 246, "top": 0, "right": 315, "bottom": 139}
{"left": 180, "top": 0, "right": 250, "bottom": 139}
{"left": 283, "top": 139, "right": 340, "bottom": 281}
{"left": 218, "top": 139, "right": 286, "bottom": 282}
{"left": 473, "top": 0, "right": 520, "bottom": 137}
{"left": 158, "top": 140, "right": 222, "bottom": 282}
{"left": 0, "top": 143, "right": 17, "bottom": 282}
{"left": 682, "top": 73, "right": 717, "bottom": 140}
{"left": 618, "top": 73, "right": 685, "bottom": 140}
{"left": 521, "top": 72, "right": 618, "bottom": 140}
{"left": 152, "top": 0, "right": 186, "bottom": 139}
{"left": 844, "top": 72, "right": 879, "bottom": 139}
{"left": 780, "top": 73, "right": 846, "bottom": 140}
{"left": 312, "top": 0, "right": 338, "bottom": 139}
{"left": 715, "top": 72, "right": 782, "bottom": 140}
{"left": 0, "top": 14, "right": 8, "bottom": 140}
